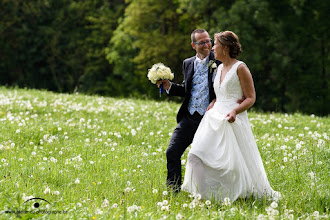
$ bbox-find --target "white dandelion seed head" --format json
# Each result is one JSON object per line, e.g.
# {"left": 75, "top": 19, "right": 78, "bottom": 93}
{"left": 271, "top": 201, "right": 278, "bottom": 209}
{"left": 205, "top": 200, "right": 211, "bottom": 206}
{"left": 44, "top": 187, "right": 51, "bottom": 194}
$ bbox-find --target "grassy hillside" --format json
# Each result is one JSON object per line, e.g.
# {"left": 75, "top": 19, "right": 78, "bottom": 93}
{"left": 0, "top": 87, "right": 329, "bottom": 219}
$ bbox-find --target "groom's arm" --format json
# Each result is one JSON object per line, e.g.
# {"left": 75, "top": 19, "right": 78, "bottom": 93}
{"left": 167, "top": 60, "right": 187, "bottom": 97}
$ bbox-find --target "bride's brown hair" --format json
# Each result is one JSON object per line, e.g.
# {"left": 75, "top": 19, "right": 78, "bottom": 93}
{"left": 214, "top": 31, "right": 242, "bottom": 58}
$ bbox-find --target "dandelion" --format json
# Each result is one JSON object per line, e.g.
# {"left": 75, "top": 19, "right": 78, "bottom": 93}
{"left": 44, "top": 187, "right": 51, "bottom": 194}
{"left": 271, "top": 201, "right": 278, "bottom": 209}
{"left": 161, "top": 206, "right": 170, "bottom": 211}
{"left": 257, "top": 214, "right": 265, "bottom": 220}
{"left": 205, "top": 200, "right": 211, "bottom": 206}
{"left": 152, "top": 189, "right": 158, "bottom": 194}
{"left": 75, "top": 178, "right": 80, "bottom": 184}
{"left": 53, "top": 191, "right": 60, "bottom": 195}
{"left": 189, "top": 201, "right": 197, "bottom": 209}
{"left": 176, "top": 213, "right": 183, "bottom": 219}
{"left": 162, "top": 200, "right": 168, "bottom": 206}
{"left": 162, "top": 191, "right": 168, "bottom": 196}
{"left": 76, "top": 203, "right": 82, "bottom": 207}
{"left": 95, "top": 208, "right": 103, "bottom": 215}
{"left": 223, "top": 197, "right": 231, "bottom": 206}
{"left": 112, "top": 203, "right": 118, "bottom": 209}
{"left": 101, "top": 199, "right": 109, "bottom": 208}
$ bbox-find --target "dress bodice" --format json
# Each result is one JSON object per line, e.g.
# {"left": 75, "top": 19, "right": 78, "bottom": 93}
{"left": 213, "top": 61, "right": 244, "bottom": 102}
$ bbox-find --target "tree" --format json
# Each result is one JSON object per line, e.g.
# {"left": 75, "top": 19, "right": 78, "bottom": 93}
{"left": 106, "top": 0, "right": 195, "bottom": 98}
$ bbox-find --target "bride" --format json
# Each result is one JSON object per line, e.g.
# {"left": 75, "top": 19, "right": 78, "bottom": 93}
{"left": 181, "top": 31, "right": 279, "bottom": 202}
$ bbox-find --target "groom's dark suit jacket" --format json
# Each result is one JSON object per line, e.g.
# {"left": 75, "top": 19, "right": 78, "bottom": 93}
{"left": 168, "top": 52, "right": 221, "bottom": 123}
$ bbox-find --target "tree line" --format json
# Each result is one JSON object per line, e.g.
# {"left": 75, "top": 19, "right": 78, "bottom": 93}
{"left": 0, "top": 0, "right": 328, "bottom": 115}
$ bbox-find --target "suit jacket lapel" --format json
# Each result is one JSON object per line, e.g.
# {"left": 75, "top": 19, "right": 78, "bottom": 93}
{"left": 185, "top": 57, "right": 196, "bottom": 91}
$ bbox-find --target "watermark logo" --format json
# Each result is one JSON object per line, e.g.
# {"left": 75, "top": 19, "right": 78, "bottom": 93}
{"left": 23, "top": 197, "right": 51, "bottom": 209}
{"left": 4, "top": 197, "right": 68, "bottom": 215}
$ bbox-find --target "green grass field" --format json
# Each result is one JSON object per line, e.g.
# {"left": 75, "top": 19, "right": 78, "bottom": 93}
{"left": 0, "top": 87, "right": 329, "bottom": 219}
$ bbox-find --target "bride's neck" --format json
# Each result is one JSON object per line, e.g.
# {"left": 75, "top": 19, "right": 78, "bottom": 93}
{"left": 222, "top": 58, "right": 237, "bottom": 67}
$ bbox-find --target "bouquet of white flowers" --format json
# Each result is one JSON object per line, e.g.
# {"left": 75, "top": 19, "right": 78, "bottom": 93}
{"left": 147, "top": 63, "right": 174, "bottom": 96}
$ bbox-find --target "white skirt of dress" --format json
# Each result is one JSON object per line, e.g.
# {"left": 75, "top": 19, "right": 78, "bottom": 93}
{"left": 181, "top": 101, "right": 278, "bottom": 202}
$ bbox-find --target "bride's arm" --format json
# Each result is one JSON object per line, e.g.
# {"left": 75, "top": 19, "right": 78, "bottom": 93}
{"left": 226, "top": 64, "right": 255, "bottom": 123}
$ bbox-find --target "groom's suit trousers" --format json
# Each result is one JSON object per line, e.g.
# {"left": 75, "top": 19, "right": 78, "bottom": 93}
{"left": 165, "top": 112, "right": 202, "bottom": 191}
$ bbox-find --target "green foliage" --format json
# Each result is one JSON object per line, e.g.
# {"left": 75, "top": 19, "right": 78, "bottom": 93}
{"left": 105, "top": 0, "right": 195, "bottom": 99}
{"left": 0, "top": 0, "right": 329, "bottom": 115}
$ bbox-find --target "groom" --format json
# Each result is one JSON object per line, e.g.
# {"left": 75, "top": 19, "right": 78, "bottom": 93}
{"left": 157, "top": 29, "right": 220, "bottom": 192}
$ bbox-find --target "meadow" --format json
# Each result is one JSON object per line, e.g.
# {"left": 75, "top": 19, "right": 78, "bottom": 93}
{"left": 0, "top": 87, "right": 329, "bottom": 219}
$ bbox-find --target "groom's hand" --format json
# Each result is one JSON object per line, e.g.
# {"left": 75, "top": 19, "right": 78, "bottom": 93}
{"left": 157, "top": 79, "right": 170, "bottom": 90}
{"left": 237, "top": 96, "right": 246, "bottom": 104}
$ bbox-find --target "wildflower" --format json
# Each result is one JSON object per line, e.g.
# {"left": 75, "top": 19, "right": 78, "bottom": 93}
{"left": 95, "top": 208, "right": 103, "bottom": 215}
{"left": 176, "top": 213, "right": 183, "bottom": 219}
{"left": 161, "top": 206, "right": 170, "bottom": 211}
{"left": 75, "top": 178, "right": 80, "bottom": 184}
{"left": 101, "top": 199, "right": 109, "bottom": 208}
{"left": 112, "top": 203, "right": 118, "bottom": 209}
{"left": 271, "top": 201, "right": 278, "bottom": 209}
{"left": 163, "top": 191, "right": 168, "bottom": 196}
{"left": 44, "top": 187, "right": 51, "bottom": 194}
{"left": 194, "top": 193, "right": 202, "bottom": 200}
{"left": 223, "top": 197, "right": 231, "bottom": 206}
{"left": 53, "top": 191, "right": 60, "bottom": 195}
{"left": 313, "top": 211, "right": 319, "bottom": 218}
{"left": 152, "top": 189, "right": 158, "bottom": 194}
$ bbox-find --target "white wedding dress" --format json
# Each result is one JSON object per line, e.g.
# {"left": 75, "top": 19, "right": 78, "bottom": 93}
{"left": 182, "top": 61, "right": 278, "bottom": 202}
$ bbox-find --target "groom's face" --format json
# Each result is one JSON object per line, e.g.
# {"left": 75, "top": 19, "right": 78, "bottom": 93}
{"left": 191, "top": 32, "right": 212, "bottom": 59}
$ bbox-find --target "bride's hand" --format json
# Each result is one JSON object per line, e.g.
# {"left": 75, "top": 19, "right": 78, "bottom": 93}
{"left": 226, "top": 110, "right": 237, "bottom": 123}
{"left": 207, "top": 99, "right": 216, "bottom": 111}
{"left": 157, "top": 79, "right": 170, "bottom": 90}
